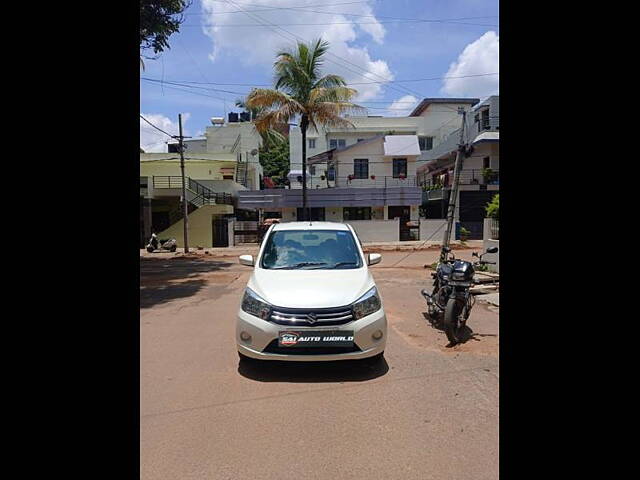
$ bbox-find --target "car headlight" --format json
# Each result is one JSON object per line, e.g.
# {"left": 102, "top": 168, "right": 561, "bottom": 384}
{"left": 352, "top": 287, "right": 382, "bottom": 320}
{"left": 241, "top": 288, "right": 272, "bottom": 320}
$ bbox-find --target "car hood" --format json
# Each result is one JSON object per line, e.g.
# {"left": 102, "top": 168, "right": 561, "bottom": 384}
{"left": 248, "top": 267, "right": 375, "bottom": 308}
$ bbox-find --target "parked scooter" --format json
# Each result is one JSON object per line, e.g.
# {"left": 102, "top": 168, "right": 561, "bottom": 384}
{"left": 421, "top": 245, "right": 498, "bottom": 345}
{"left": 146, "top": 233, "right": 177, "bottom": 253}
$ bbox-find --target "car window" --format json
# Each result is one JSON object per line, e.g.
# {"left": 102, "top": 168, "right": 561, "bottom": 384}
{"left": 261, "top": 230, "right": 362, "bottom": 270}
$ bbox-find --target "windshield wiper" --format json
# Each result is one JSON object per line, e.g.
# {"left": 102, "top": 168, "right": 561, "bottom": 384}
{"left": 331, "top": 261, "right": 359, "bottom": 269}
{"left": 271, "top": 262, "right": 328, "bottom": 270}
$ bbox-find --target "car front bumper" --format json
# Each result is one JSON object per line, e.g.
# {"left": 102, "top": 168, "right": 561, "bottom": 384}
{"left": 236, "top": 307, "right": 387, "bottom": 362}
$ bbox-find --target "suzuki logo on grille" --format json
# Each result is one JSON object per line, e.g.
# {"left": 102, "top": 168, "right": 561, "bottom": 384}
{"left": 306, "top": 312, "right": 317, "bottom": 324}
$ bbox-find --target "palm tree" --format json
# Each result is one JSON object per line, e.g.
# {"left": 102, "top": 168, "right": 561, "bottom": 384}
{"left": 246, "top": 38, "right": 365, "bottom": 220}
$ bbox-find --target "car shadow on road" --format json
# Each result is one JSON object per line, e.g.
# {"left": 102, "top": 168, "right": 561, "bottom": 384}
{"left": 237, "top": 357, "right": 389, "bottom": 383}
{"left": 140, "top": 257, "right": 232, "bottom": 309}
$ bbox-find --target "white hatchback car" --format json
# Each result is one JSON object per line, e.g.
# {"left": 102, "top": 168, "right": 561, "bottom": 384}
{"left": 236, "top": 221, "right": 387, "bottom": 363}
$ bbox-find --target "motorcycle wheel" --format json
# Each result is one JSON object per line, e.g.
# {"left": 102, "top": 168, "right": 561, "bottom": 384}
{"left": 146, "top": 246, "right": 154, "bottom": 253}
{"left": 170, "top": 245, "right": 177, "bottom": 252}
{"left": 444, "top": 298, "right": 464, "bottom": 345}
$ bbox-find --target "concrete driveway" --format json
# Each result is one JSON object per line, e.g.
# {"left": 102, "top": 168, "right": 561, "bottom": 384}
{"left": 140, "top": 247, "right": 499, "bottom": 480}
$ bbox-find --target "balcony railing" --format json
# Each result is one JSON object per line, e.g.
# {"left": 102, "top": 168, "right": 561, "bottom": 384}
{"left": 418, "top": 169, "right": 499, "bottom": 189}
{"left": 295, "top": 175, "right": 417, "bottom": 188}
{"left": 152, "top": 176, "right": 233, "bottom": 205}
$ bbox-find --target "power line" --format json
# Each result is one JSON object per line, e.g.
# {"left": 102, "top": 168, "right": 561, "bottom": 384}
{"left": 140, "top": 114, "right": 176, "bottom": 138}
{"left": 189, "top": 0, "right": 372, "bottom": 14}
{"left": 221, "top": 0, "right": 427, "bottom": 100}
{"left": 186, "top": 20, "right": 498, "bottom": 27}
{"left": 141, "top": 77, "right": 248, "bottom": 96}
{"left": 139, "top": 72, "right": 498, "bottom": 87}
{"left": 195, "top": 1, "right": 498, "bottom": 26}
{"left": 142, "top": 79, "right": 480, "bottom": 110}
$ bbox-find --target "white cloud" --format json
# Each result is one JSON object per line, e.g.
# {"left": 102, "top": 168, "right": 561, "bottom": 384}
{"left": 140, "top": 113, "right": 190, "bottom": 153}
{"left": 201, "top": 0, "right": 391, "bottom": 101}
{"left": 441, "top": 31, "right": 499, "bottom": 98}
{"left": 385, "top": 95, "right": 419, "bottom": 117}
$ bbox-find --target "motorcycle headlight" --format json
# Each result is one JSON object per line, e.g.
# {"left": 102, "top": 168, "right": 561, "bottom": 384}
{"left": 451, "top": 271, "right": 465, "bottom": 280}
{"left": 241, "top": 288, "right": 272, "bottom": 320}
{"left": 352, "top": 287, "right": 382, "bottom": 320}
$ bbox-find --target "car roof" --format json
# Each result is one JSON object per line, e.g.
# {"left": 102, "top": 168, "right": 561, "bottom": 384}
{"left": 271, "top": 221, "right": 351, "bottom": 231}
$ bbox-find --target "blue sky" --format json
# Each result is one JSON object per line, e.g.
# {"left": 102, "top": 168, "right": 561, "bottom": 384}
{"left": 140, "top": 0, "right": 499, "bottom": 152}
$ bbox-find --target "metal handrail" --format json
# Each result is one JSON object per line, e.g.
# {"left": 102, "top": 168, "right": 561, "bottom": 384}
{"left": 293, "top": 175, "right": 418, "bottom": 188}
{"left": 418, "top": 169, "right": 500, "bottom": 188}
{"left": 153, "top": 176, "right": 234, "bottom": 205}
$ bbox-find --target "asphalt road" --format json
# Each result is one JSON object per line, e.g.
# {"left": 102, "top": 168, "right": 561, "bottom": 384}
{"left": 140, "top": 249, "right": 499, "bottom": 480}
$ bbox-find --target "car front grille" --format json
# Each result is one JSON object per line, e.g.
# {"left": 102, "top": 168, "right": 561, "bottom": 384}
{"left": 269, "top": 305, "right": 354, "bottom": 326}
{"left": 262, "top": 339, "right": 361, "bottom": 355}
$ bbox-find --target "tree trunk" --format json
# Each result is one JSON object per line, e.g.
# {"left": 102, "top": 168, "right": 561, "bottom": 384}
{"left": 300, "top": 115, "right": 309, "bottom": 221}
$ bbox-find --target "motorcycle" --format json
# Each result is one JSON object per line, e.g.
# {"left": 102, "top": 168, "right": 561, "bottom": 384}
{"left": 146, "top": 234, "right": 177, "bottom": 253}
{"left": 421, "top": 245, "right": 498, "bottom": 345}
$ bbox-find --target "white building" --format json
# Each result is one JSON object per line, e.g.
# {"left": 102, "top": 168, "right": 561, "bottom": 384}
{"left": 287, "top": 98, "right": 479, "bottom": 189}
{"left": 418, "top": 96, "right": 499, "bottom": 240}
{"left": 140, "top": 113, "right": 264, "bottom": 247}
{"left": 237, "top": 98, "right": 481, "bottom": 242}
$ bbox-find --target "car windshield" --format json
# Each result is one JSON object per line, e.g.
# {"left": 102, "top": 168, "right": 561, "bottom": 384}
{"left": 261, "top": 229, "right": 362, "bottom": 270}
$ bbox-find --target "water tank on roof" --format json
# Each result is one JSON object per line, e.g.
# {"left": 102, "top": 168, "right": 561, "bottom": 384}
{"left": 210, "top": 117, "right": 224, "bottom": 125}
{"left": 239, "top": 111, "right": 251, "bottom": 122}
{"left": 228, "top": 112, "right": 239, "bottom": 123}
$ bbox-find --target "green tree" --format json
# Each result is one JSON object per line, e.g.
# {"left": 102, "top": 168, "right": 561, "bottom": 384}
{"left": 486, "top": 193, "right": 499, "bottom": 219}
{"left": 140, "top": 0, "right": 190, "bottom": 66}
{"left": 259, "top": 136, "right": 290, "bottom": 186}
{"left": 246, "top": 38, "right": 364, "bottom": 219}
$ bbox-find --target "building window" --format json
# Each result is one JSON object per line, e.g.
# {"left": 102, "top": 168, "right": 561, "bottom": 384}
{"left": 223, "top": 175, "right": 234, "bottom": 180}
{"left": 329, "top": 139, "right": 346, "bottom": 149}
{"left": 168, "top": 143, "right": 180, "bottom": 153}
{"left": 353, "top": 159, "right": 369, "bottom": 179}
{"left": 418, "top": 136, "right": 433, "bottom": 151}
{"left": 309, "top": 165, "right": 316, "bottom": 175}
{"left": 480, "top": 109, "right": 490, "bottom": 131}
{"left": 483, "top": 157, "right": 490, "bottom": 169}
{"left": 343, "top": 207, "right": 371, "bottom": 220}
{"left": 357, "top": 138, "right": 365, "bottom": 143}
{"left": 393, "top": 158, "right": 408, "bottom": 178}
{"left": 308, "top": 138, "right": 316, "bottom": 149}
{"left": 327, "top": 165, "right": 336, "bottom": 181}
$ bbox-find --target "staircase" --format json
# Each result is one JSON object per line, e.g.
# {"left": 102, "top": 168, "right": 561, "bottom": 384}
{"left": 235, "top": 151, "right": 249, "bottom": 188}
{"left": 153, "top": 176, "right": 233, "bottom": 224}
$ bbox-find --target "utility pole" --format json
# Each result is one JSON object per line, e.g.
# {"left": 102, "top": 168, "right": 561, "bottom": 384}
{"left": 441, "top": 107, "right": 467, "bottom": 262}
{"left": 177, "top": 113, "right": 190, "bottom": 253}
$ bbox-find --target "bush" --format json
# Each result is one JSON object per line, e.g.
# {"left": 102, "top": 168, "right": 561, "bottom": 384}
{"left": 485, "top": 194, "right": 499, "bottom": 219}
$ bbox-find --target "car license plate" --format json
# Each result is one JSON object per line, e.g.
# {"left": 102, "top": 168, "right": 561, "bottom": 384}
{"left": 278, "top": 330, "right": 354, "bottom": 347}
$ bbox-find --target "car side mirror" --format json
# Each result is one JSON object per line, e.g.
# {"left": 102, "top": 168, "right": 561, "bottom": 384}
{"left": 368, "top": 253, "right": 382, "bottom": 266}
{"left": 486, "top": 246, "right": 498, "bottom": 254}
{"left": 239, "top": 254, "right": 254, "bottom": 266}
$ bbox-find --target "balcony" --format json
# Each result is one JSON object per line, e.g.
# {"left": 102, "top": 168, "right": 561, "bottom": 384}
{"left": 288, "top": 175, "right": 418, "bottom": 189}
{"left": 419, "top": 169, "right": 499, "bottom": 189}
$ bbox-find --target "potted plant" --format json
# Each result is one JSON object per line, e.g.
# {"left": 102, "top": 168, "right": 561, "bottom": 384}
{"left": 459, "top": 226, "right": 470, "bottom": 243}
{"left": 347, "top": 174, "right": 354, "bottom": 184}
{"left": 481, "top": 168, "right": 494, "bottom": 183}
{"left": 399, "top": 173, "right": 406, "bottom": 180}
{"left": 370, "top": 174, "right": 376, "bottom": 180}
